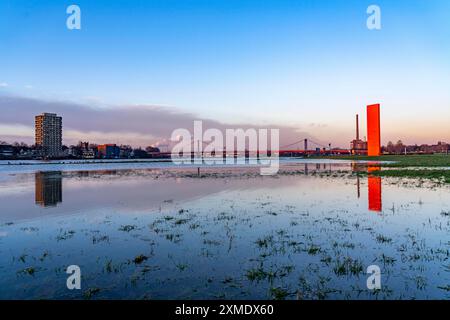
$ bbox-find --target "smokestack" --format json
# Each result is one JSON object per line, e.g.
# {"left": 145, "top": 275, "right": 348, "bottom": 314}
{"left": 356, "top": 114, "right": 360, "bottom": 140}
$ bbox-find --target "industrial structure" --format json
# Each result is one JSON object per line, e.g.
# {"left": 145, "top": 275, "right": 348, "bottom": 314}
{"left": 350, "top": 104, "right": 381, "bottom": 156}
{"left": 350, "top": 114, "right": 368, "bottom": 155}
{"left": 35, "top": 113, "right": 62, "bottom": 158}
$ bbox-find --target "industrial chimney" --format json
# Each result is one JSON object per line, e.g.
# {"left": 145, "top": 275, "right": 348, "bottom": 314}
{"left": 356, "top": 114, "right": 360, "bottom": 140}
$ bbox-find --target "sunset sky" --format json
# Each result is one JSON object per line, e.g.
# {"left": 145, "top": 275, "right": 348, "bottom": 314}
{"left": 1, "top": 0, "right": 449, "bottom": 147}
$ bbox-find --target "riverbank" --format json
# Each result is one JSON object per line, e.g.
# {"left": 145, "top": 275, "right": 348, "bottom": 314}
{"left": 315, "top": 154, "right": 450, "bottom": 183}
{"left": 318, "top": 154, "right": 450, "bottom": 167}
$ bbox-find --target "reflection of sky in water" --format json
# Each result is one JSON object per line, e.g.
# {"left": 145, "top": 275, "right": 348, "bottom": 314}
{"left": 0, "top": 158, "right": 361, "bottom": 177}
{"left": 0, "top": 164, "right": 448, "bottom": 299}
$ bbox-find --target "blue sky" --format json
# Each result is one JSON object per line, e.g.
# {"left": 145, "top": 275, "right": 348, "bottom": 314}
{"left": 1, "top": 0, "right": 449, "bottom": 146}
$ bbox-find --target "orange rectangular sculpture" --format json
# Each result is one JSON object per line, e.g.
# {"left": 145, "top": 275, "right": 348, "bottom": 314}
{"left": 367, "top": 104, "right": 381, "bottom": 156}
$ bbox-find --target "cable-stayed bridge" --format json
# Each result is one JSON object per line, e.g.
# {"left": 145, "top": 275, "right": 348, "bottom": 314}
{"left": 156, "top": 137, "right": 351, "bottom": 158}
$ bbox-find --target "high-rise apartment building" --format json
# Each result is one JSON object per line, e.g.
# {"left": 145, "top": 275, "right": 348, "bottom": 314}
{"left": 35, "top": 113, "right": 62, "bottom": 157}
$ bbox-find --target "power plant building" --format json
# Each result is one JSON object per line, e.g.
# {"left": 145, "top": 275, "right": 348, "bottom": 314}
{"left": 350, "top": 114, "right": 368, "bottom": 155}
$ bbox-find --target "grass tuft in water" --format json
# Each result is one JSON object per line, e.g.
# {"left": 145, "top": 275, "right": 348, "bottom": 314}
{"left": 133, "top": 255, "right": 148, "bottom": 264}
{"left": 118, "top": 225, "right": 137, "bottom": 232}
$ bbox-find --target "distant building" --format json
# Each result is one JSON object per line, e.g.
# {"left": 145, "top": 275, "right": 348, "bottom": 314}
{"left": 0, "top": 144, "right": 15, "bottom": 158}
{"left": 78, "top": 141, "right": 95, "bottom": 159}
{"left": 145, "top": 146, "right": 160, "bottom": 153}
{"left": 35, "top": 113, "right": 62, "bottom": 158}
{"left": 132, "top": 148, "right": 149, "bottom": 158}
{"left": 119, "top": 145, "right": 133, "bottom": 158}
{"left": 82, "top": 150, "right": 96, "bottom": 159}
{"left": 384, "top": 141, "right": 449, "bottom": 155}
{"left": 350, "top": 114, "right": 368, "bottom": 155}
{"left": 419, "top": 141, "right": 449, "bottom": 154}
{"left": 78, "top": 141, "right": 89, "bottom": 150}
{"left": 351, "top": 139, "right": 367, "bottom": 155}
{"left": 97, "top": 144, "right": 120, "bottom": 159}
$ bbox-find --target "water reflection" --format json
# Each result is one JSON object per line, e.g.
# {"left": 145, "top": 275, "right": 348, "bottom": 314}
{"left": 31, "top": 165, "right": 384, "bottom": 212}
{"left": 35, "top": 171, "right": 62, "bottom": 207}
{"left": 0, "top": 163, "right": 448, "bottom": 299}
{"left": 352, "top": 163, "right": 382, "bottom": 212}
{"left": 304, "top": 163, "right": 332, "bottom": 175}
{"left": 368, "top": 166, "right": 382, "bottom": 212}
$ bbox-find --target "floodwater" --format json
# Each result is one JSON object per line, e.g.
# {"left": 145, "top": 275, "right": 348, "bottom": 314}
{"left": 0, "top": 160, "right": 448, "bottom": 299}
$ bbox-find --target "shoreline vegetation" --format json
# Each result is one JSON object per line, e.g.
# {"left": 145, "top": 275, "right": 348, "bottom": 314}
{"left": 318, "top": 154, "right": 450, "bottom": 183}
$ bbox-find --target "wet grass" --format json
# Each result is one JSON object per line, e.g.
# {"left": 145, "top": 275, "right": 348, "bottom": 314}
{"left": 175, "top": 263, "right": 188, "bottom": 271}
{"left": 255, "top": 236, "right": 273, "bottom": 248}
{"left": 203, "top": 239, "right": 221, "bottom": 246}
{"left": 375, "top": 234, "right": 393, "bottom": 244}
{"left": 438, "top": 285, "right": 450, "bottom": 292}
{"left": 379, "top": 254, "right": 396, "bottom": 266}
{"left": 165, "top": 233, "right": 182, "bottom": 243}
{"left": 322, "top": 154, "right": 450, "bottom": 167}
{"left": 333, "top": 258, "right": 364, "bottom": 276}
{"left": 39, "top": 251, "right": 50, "bottom": 262}
{"left": 269, "top": 287, "right": 290, "bottom": 300}
{"left": 83, "top": 287, "right": 101, "bottom": 299}
{"left": 133, "top": 255, "right": 148, "bottom": 265}
{"left": 18, "top": 267, "right": 36, "bottom": 276}
{"left": 319, "top": 154, "right": 450, "bottom": 183}
{"left": 118, "top": 225, "right": 137, "bottom": 232}
{"left": 369, "top": 169, "right": 450, "bottom": 183}
{"left": 306, "top": 245, "right": 321, "bottom": 255}
{"left": 174, "top": 218, "right": 190, "bottom": 225}
{"left": 92, "top": 235, "right": 109, "bottom": 244}
{"left": 56, "top": 230, "right": 75, "bottom": 241}
{"left": 1, "top": 168, "right": 449, "bottom": 300}
{"left": 246, "top": 267, "right": 268, "bottom": 282}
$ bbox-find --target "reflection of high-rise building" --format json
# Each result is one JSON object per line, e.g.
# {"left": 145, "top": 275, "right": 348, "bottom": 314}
{"left": 35, "top": 171, "right": 63, "bottom": 207}
{"left": 35, "top": 113, "right": 62, "bottom": 158}
{"left": 367, "top": 104, "right": 381, "bottom": 156}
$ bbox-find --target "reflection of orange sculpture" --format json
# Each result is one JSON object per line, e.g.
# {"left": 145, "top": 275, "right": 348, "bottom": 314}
{"left": 367, "top": 104, "right": 381, "bottom": 156}
{"left": 368, "top": 166, "right": 382, "bottom": 212}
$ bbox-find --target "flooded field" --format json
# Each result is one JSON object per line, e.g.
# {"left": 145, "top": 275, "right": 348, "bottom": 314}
{"left": 0, "top": 160, "right": 449, "bottom": 299}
